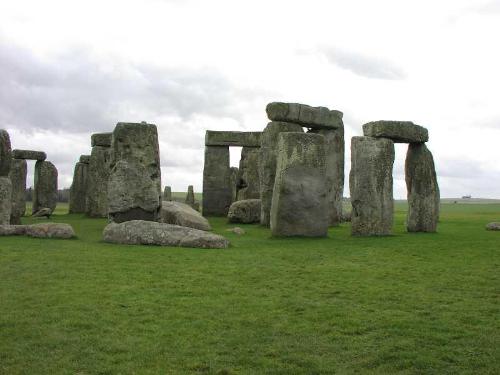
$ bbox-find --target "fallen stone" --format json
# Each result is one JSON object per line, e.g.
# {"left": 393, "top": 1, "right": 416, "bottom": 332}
{"left": 259, "top": 121, "right": 303, "bottom": 226}
{"left": 9, "top": 158, "right": 27, "bottom": 224}
{"left": 226, "top": 227, "right": 245, "bottom": 235}
{"left": 350, "top": 136, "right": 394, "bottom": 236}
{"left": 270, "top": 132, "right": 328, "bottom": 237}
{"left": 25, "top": 223, "right": 75, "bottom": 239}
{"left": 266, "top": 102, "right": 343, "bottom": 130}
{"left": 405, "top": 143, "right": 440, "bottom": 232}
{"left": 160, "top": 201, "right": 211, "bottom": 231}
{"left": 69, "top": 161, "right": 89, "bottom": 214}
{"left": 237, "top": 147, "right": 260, "bottom": 200}
{"left": 102, "top": 220, "right": 229, "bottom": 249}
{"left": 32, "top": 207, "right": 52, "bottom": 218}
{"left": 362, "top": 121, "right": 428, "bottom": 143}
{"left": 205, "top": 131, "right": 262, "bottom": 147}
{"left": 86, "top": 145, "right": 111, "bottom": 217}
{"left": 0, "top": 176, "right": 12, "bottom": 225}
{"left": 11, "top": 149, "right": 47, "bottom": 161}
{"left": 202, "top": 145, "right": 232, "bottom": 216}
{"left": 33, "top": 161, "right": 58, "bottom": 214}
{"left": 0, "top": 224, "right": 27, "bottom": 236}
{"left": 486, "top": 222, "right": 500, "bottom": 231}
{"left": 227, "top": 199, "right": 261, "bottom": 224}
{"left": 0, "top": 129, "right": 12, "bottom": 176}
{"left": 91, "top": 132, "right": 112, "bottom": 147}
{"left": 79, "top": 155, "right": 91, "bottom": 164}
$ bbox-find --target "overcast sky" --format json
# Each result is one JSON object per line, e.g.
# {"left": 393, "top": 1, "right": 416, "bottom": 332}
{"left": 1, "top": 0, "right": 499, "bottom": 198}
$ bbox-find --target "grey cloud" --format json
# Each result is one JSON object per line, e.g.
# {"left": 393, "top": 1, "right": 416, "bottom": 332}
{"left": 469, "top": 1, "right": 500, "bottom": 14}
{"left": 319, "top": 47, "right": 406, "bottom": 80}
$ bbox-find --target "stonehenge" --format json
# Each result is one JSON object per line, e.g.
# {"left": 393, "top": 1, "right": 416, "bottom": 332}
{"left": 69, "top": 155, "right": 89, "bottom": 214}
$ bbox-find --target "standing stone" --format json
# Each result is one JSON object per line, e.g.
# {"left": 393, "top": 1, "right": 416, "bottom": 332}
{"left": 9, "top": 159, "right": 27, "bottom": 224}
{"left": 230, "top": 167, "right": 239, "bottom": 202}
{"left": 405, "top": 143, "right": 440, "bottom": 232}
{"left": 163, "top": 186, "right": 172, "bottom": 201}
{"left": 0, "top": 177, "right": 12, "bottom": 225}
{"left": 259, "top": 122, "right": 303, "bottom": 226}
{"left": 0, "top": 129, "right": 12, "bottom": 176}
{"left": 108, "top": 122, "right": 161, "bottom": 223}
{"left": 270, "top": 132, "right": 328, "bottom": 237}
{"left": 186, "top": 185, "right": 195, "bottom": 206}
{"left": 237, "top": 147, "right": 260, "bottom": 201}
{"left": 202, "top": 145, "right": 231, "bottom": 216}
{"left": 309, "top": 125, "right": 344, "bottom": 226}
{"left": 69, "top": 160, "right": 89, "bottom": 214}
{"left": 350, "top": 137, "right": 394, "bottom": 236}
{"left": 86, "top": 145, "right": 112, "bottom": 217}
{"left": 33, "top": 161, "right": 58, "bottom": 214}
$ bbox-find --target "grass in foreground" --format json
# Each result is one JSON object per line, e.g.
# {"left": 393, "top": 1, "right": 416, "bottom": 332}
{"left": 0, "top": 203, "right": 499, "bottom": 374}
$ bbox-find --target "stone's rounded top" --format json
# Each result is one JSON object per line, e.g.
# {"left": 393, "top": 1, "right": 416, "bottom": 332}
{"left": 362, "top": 121, "right": 428, "bottom": 143}
{"left": 91, "top": 132, "right": 112, "bottom": 147}
{"left": 79, "top": 155, "right": 91, "bottom": 164}
{"left": 12, "top": 149, "right": 47, "bottom": 161}
{"left": 266, "top": 102, "right": 343, "bottom": 130}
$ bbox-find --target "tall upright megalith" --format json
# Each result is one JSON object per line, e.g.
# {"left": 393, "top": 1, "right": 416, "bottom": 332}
{"left": 163, "top": 186, "right": 172, "bottom": 201}
{"left": 9, "top": 158, "right": 27, "bottom": 224}
{"left": 0, "top": 129, "right": 12, "bottom": 224}
{"left": 108, "top": 122, "right": 162, "bottom": 223}
{"left": 86, "top": 133, "right": 112, "bottom": 217}
{"left": 237, "top": 147, "right": 260, "bottom": 201}
{"left": 350, "top": 137, "right": 394, "bottom": 236}
{"left": 202, "top": 145, "right": 231, "bottom": 216}
{"left": 259, "top": 122, "right": 303, "bottom": 226}
{"left": 186, "top": 185, "right": 195, "bottom": 206}
{"left": 270, "top": 132, "right": 328, "bottom": 237}
{"left": 33, "top": 160, "right": 58, "bottom": 214}
{"left": 69, "top": 156, "right": 89, "bottom": 214}
{"left": 405, "top": 143, "right": 440, "bottom": 232}
{"left": 0, "top": 129, "right": 12, "bottom": 176}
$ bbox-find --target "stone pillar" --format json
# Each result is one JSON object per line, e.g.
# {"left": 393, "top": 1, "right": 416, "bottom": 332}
{"left": 202, "top": 145, "right": 231, "bottom": 216}
{"left": 0, "top": 129, "right": 12, "bottom": 176}
{"left": 229, "top": 167, "right": 239, "bottom": 203}
{"left": 9, "top": 159, "right": 27, "bottom": 224}
{"left": 33, "top": 160, "right": 58, "bottom": 214}
{"left": 108, "top": 122, "right": 162, "bottom": 223}
{"left": 405, "top": 143, "right": 440, "bottom": 232}
{"left": 86, "top": 145, "right": 112, "bottom": 217}
{"left": 259, "top": 121, "right": 303, "bottom": 226}
{"left": 350, "top": 136, "right": 394, "bottom": 236}
{"left": 186, "top": 185, "right": 195, "bottom": 206}
{"left": 163, "top": 186, "right": 172, "bottom": 201}
{"left": 309, "top": 126, "right": 344, "bottom": 226}
{"left": 237, "top": 147, "right": 260, "bottom": 201}
{"left": 69, "top": 157, "right": 89, "bottom": 214}
{"left": 0, "top": 177, "right": 12, "bottom": 225}
{"left": 270, "top": 132, "right": 328, "bottom": 237}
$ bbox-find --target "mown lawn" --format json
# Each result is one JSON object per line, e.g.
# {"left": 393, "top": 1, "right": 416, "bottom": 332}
{"left": 0, "top": 203, "right": 499, "bottom": 374}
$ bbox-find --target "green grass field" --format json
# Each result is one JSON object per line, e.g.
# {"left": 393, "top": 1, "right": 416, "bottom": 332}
{"left": 1, "top": 202, "right": 499, "bottom": 374}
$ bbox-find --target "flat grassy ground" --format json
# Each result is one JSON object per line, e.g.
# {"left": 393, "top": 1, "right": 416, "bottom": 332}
{"left": 0, "top": 203, "right": 499, "bottom": 374}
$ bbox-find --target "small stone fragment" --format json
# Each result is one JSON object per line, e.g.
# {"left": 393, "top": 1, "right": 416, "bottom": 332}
{"left": 485, "top": 222, "right": 500, "bottom": 231}
{"left": 25, "top": 223, "right": 75, "bottom": 239}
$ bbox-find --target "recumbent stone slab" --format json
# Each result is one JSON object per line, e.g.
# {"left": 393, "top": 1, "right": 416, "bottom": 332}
{"left": 405, "top": 143, "right": 440, "bottom": 232}
{"left": 270, "top": 132, "right": 328, "bottom": 237}
{"left": 362, "top": 121, "right": 428, "bottom": 143}
{"left": 33, "top": 161, "right": 57, "bottom": 215}
{"left": 91, "top": 132, "right": 112, "bottom": 147}
{"left": 160, "top": 201, "right": 211, "bottom": 231}
{"left": 350, "top": 137, "right": 394, "bottom": 236}
{"left": 9, "top": 158, "right": 27, "bottom": 224}
{"left": 205, "top": 131, "right": 262, "bottom": 147}
{"left": 266, "top": 102, "right": 343, "bottom": 130}
{"left": 11, "top": 149, "right": 47, "bottom": 161}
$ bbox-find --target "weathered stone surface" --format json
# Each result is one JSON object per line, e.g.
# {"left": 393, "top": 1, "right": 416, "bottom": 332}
{"left": 309, "top": 126, "right": 344, "bottom": 226}
{"left": 362, "top": 121, "right": 428, "bottom": 143}
{"left": 160, "top": 201, "right": 211, "bottom": 231}
{"left": 69, "top": 162, "right": 89, "bottom": 214}
{"left": 91, "top": 132, "right": 112, "bottom": 147}
{"left": 350, "top": 137, "right": 394, "bottom": 236}
{"left": 9, "top": 158, "right": 27, "bottom": 224}
{"left": 203, "top": 146, "right": 231, "bottom": 216}
{"left": 108, "top": 160, "right": 161, "bottom": 223}
{"left": 108, "top": 122, "right": 162, "bottom": 222}
{"left": 163, "top": 186, "right": 172, "bottom": 201}
{"left": 79, "top": 155, "right": 90, "bottom": 164}
{"left": 237, "top": 147, "right": 260, "bottom": 201}
{"left": 405, "top": 143, "right": 440, "bottom": 232}
{"left": 86, "top": 145, "right": 111, "bottom": 217}
{"left": 103, "top": 220, "right": 229, "bottom": 249}
{"left": 32, "top": 207, "right": 52, "bottom": 218}
{"left": 341, "top": 210, "right": 352, "bottom": 223}
{"left": 486, "top": 222, "right": 500, "bottom": 231}
{"left": 270, "top": 133, "right": 328, "bottom": 237}
{"left": 0, "top": 176, "right": 12, "bottom": 225}
{"left": 205, "top": 131, "right": 262, "bottom": 147}
{"left": 259, "top": 121, "right": 303, "bottom": 226}
{"left": 266, "top": 102, "right": 343, "bottom": 130}
{"left": 25, "top": 223, "right": 75, "bottom": 239}
{"left": 33, "top": 161, "right": 57, "bottom": 214}
{"left": 0, "top": 129, "right": 12, "bottom": 176}
{"left": 228, "top": 199, "right": 261, "bottom": 224}
{"left": 186, "top": 185, "right": 195, "bottom": 206}
{"left": 0, "top": 224, "right": 27, "bottom": 236}
{"left": 11, "top": 149, "right": 47, "bottom": 161}
{"left": 230, "top": 167, "right": 239, "bottom": 203}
